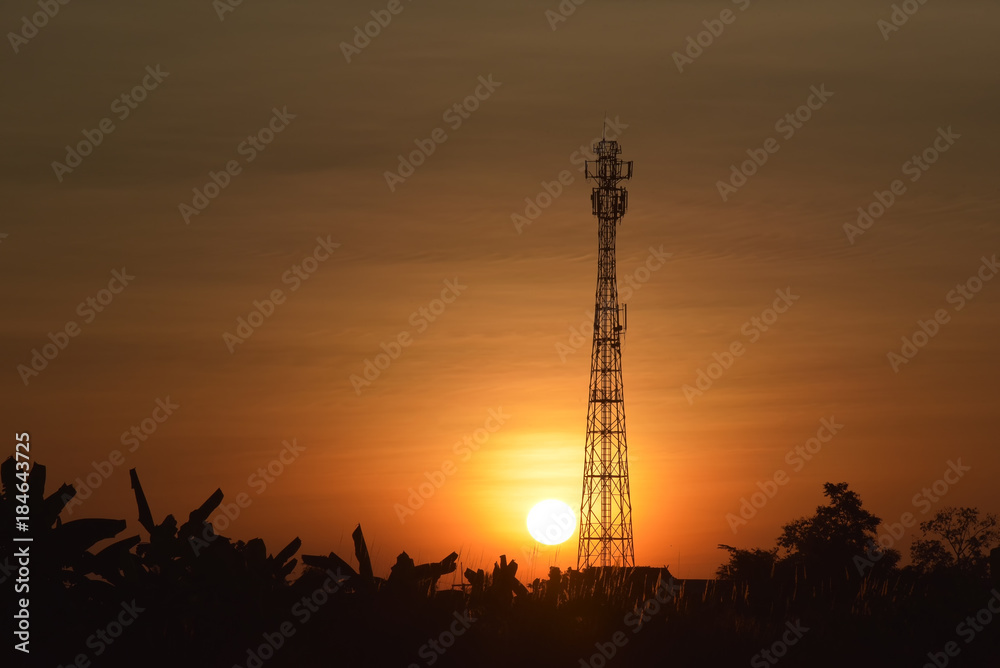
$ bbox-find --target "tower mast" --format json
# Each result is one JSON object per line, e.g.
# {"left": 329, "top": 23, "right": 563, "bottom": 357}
{"left": 577, "top": 138, "right": 635, "bottom": 569}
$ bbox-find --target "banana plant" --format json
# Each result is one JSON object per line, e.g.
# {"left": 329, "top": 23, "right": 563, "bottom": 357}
{"left": 0, "top": 456, "right": 129, "bottom": 583}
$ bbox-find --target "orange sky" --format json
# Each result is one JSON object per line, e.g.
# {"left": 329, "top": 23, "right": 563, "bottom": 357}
{"left": 2, "top": 0, "right": 1000, "bottom": 579}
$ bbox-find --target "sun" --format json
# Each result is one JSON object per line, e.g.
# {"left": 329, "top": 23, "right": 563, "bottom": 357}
{"left": 526, "top": 499, "right": 576, "bottom": 545}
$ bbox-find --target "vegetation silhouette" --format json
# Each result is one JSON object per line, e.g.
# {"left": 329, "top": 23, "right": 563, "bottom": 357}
{"left": 2, "top": 461, "right": 999, "bottom": 667}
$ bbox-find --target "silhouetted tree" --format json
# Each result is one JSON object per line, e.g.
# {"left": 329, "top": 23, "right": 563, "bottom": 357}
{"left": 778, "top": 482, "right": 899, "bottom": 574}
{"left": 911, "top": 507, "right": 999, "bottom": 577}
{"left": 716, "top": 544, "right": 778, "bottom": 582}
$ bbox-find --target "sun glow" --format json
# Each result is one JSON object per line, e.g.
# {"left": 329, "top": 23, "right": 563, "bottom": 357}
{"left": 526, "top": 499, "right": 576, "bottom": 545}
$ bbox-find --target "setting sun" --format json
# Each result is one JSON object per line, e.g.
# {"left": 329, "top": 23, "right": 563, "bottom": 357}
{"left": 526, "top": 499, "right": 576, "bottom": 545}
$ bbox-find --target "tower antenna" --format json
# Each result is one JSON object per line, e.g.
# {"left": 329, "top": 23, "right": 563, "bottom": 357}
{"left": 577, "top": 136, "right": 635, "bottom": 569}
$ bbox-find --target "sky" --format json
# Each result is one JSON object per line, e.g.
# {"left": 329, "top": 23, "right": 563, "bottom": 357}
{"left": 1, "top": 0, "right": 999, "bottom": 580}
